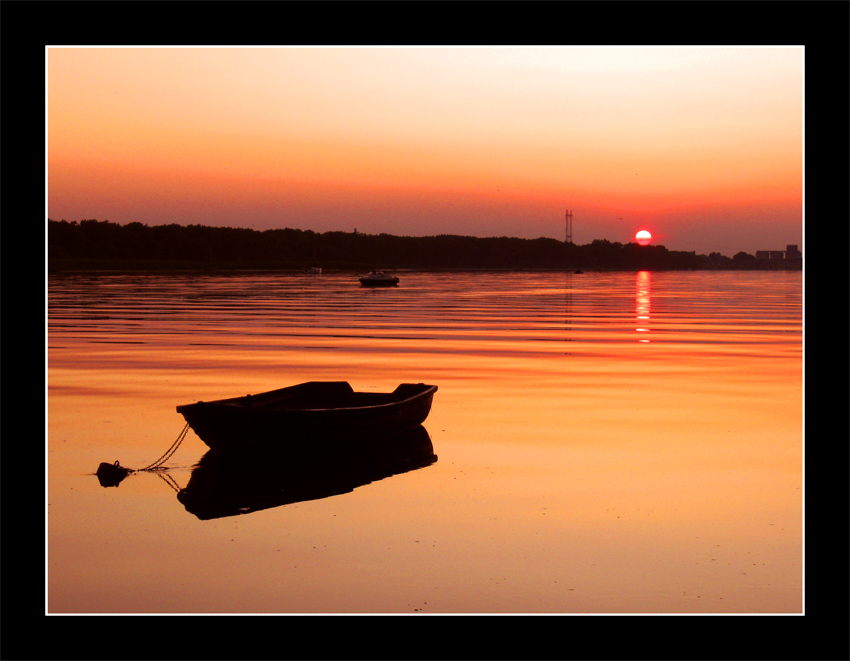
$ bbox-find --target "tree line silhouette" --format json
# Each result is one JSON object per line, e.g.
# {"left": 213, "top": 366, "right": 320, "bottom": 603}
{"left": 48, "top": 219, "right": 795, "bottom": 271}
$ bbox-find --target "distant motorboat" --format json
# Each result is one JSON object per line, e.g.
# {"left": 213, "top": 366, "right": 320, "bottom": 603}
{"left": 303, "top": 266, "right": 322, "bottom": 274}
{"left": 359, "top": 271, "right": 399, "bottom": 287}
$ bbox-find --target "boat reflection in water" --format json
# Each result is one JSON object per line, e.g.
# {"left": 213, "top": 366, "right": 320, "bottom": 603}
{"left": 177, "top": 425, "right": 437, "bottom": 520}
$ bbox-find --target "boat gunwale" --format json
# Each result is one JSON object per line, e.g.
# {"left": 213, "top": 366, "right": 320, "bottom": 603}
{"left": 176, "top": 383, "right": 437, "bottom": 414}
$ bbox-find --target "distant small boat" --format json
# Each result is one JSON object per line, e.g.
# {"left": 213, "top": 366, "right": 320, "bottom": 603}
{"left": 303, "top": 266, "right": 322, "bottom": 274}
{"left": 359, "top": 271, "right": 399, "bottom": 287}
{"left": 176, "top": 381, "right": 437, "bottom": 457}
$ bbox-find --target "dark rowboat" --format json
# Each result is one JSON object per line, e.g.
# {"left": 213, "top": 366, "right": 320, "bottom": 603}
{"left": 176, "top": 381, "right": 437, "bottom": 457}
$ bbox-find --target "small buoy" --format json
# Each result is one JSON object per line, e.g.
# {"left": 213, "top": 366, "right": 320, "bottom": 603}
{"left": 96, "top": 460, "right": 131, "bottom": 487}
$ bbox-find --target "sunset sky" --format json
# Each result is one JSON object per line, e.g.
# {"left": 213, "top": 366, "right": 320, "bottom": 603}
{"left": 47, "top": 46, "right": 803, "bottom": 256}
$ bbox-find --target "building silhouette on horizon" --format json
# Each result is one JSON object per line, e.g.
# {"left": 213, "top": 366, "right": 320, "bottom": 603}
{"left": 756, "top": 244, "right": 802, "bottom": 261}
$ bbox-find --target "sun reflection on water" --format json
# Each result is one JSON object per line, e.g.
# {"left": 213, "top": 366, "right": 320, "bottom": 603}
{"left": 635, "top": 270, "right": 651, "bottom": 341}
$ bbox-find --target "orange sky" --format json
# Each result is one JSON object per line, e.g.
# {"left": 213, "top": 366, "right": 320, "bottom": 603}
{"left": 47, "top": 46, "right": 803, "bottom": 256}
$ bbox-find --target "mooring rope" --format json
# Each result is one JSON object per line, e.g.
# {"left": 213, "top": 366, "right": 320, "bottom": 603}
{"left": 97, "top": 422, "right": 192, "bottom": 486}
{"left": 135, "top": 422, "right": 191, "bottom": 472}
{"left": 154, "top": 470, "right": 183, "bottom": 493}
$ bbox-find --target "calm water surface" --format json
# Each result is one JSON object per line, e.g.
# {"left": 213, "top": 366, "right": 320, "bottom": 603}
{"left": 47, "top": 270, "right": 803, "bottom": 614}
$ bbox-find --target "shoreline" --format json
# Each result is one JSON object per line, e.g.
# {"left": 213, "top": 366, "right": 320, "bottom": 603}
{"left": 47, "top": 259, "right": 802, "bottom": 274}
{"left": 47, "top": 219, "right": 803, "bottom": 273}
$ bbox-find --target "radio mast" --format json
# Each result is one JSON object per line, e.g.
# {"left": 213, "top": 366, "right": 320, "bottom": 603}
{"left": 565, "top": 209, "right": 573, "bottom": 244}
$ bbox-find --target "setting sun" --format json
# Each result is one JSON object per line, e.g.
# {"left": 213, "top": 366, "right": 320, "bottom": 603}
{"left": 635, "top": 230, "right": 652, "bottom": 246}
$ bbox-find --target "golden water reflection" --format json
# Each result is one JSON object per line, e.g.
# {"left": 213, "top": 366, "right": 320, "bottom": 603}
{"left": 47, "top": 270, "right": 803, "bottom": 614}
